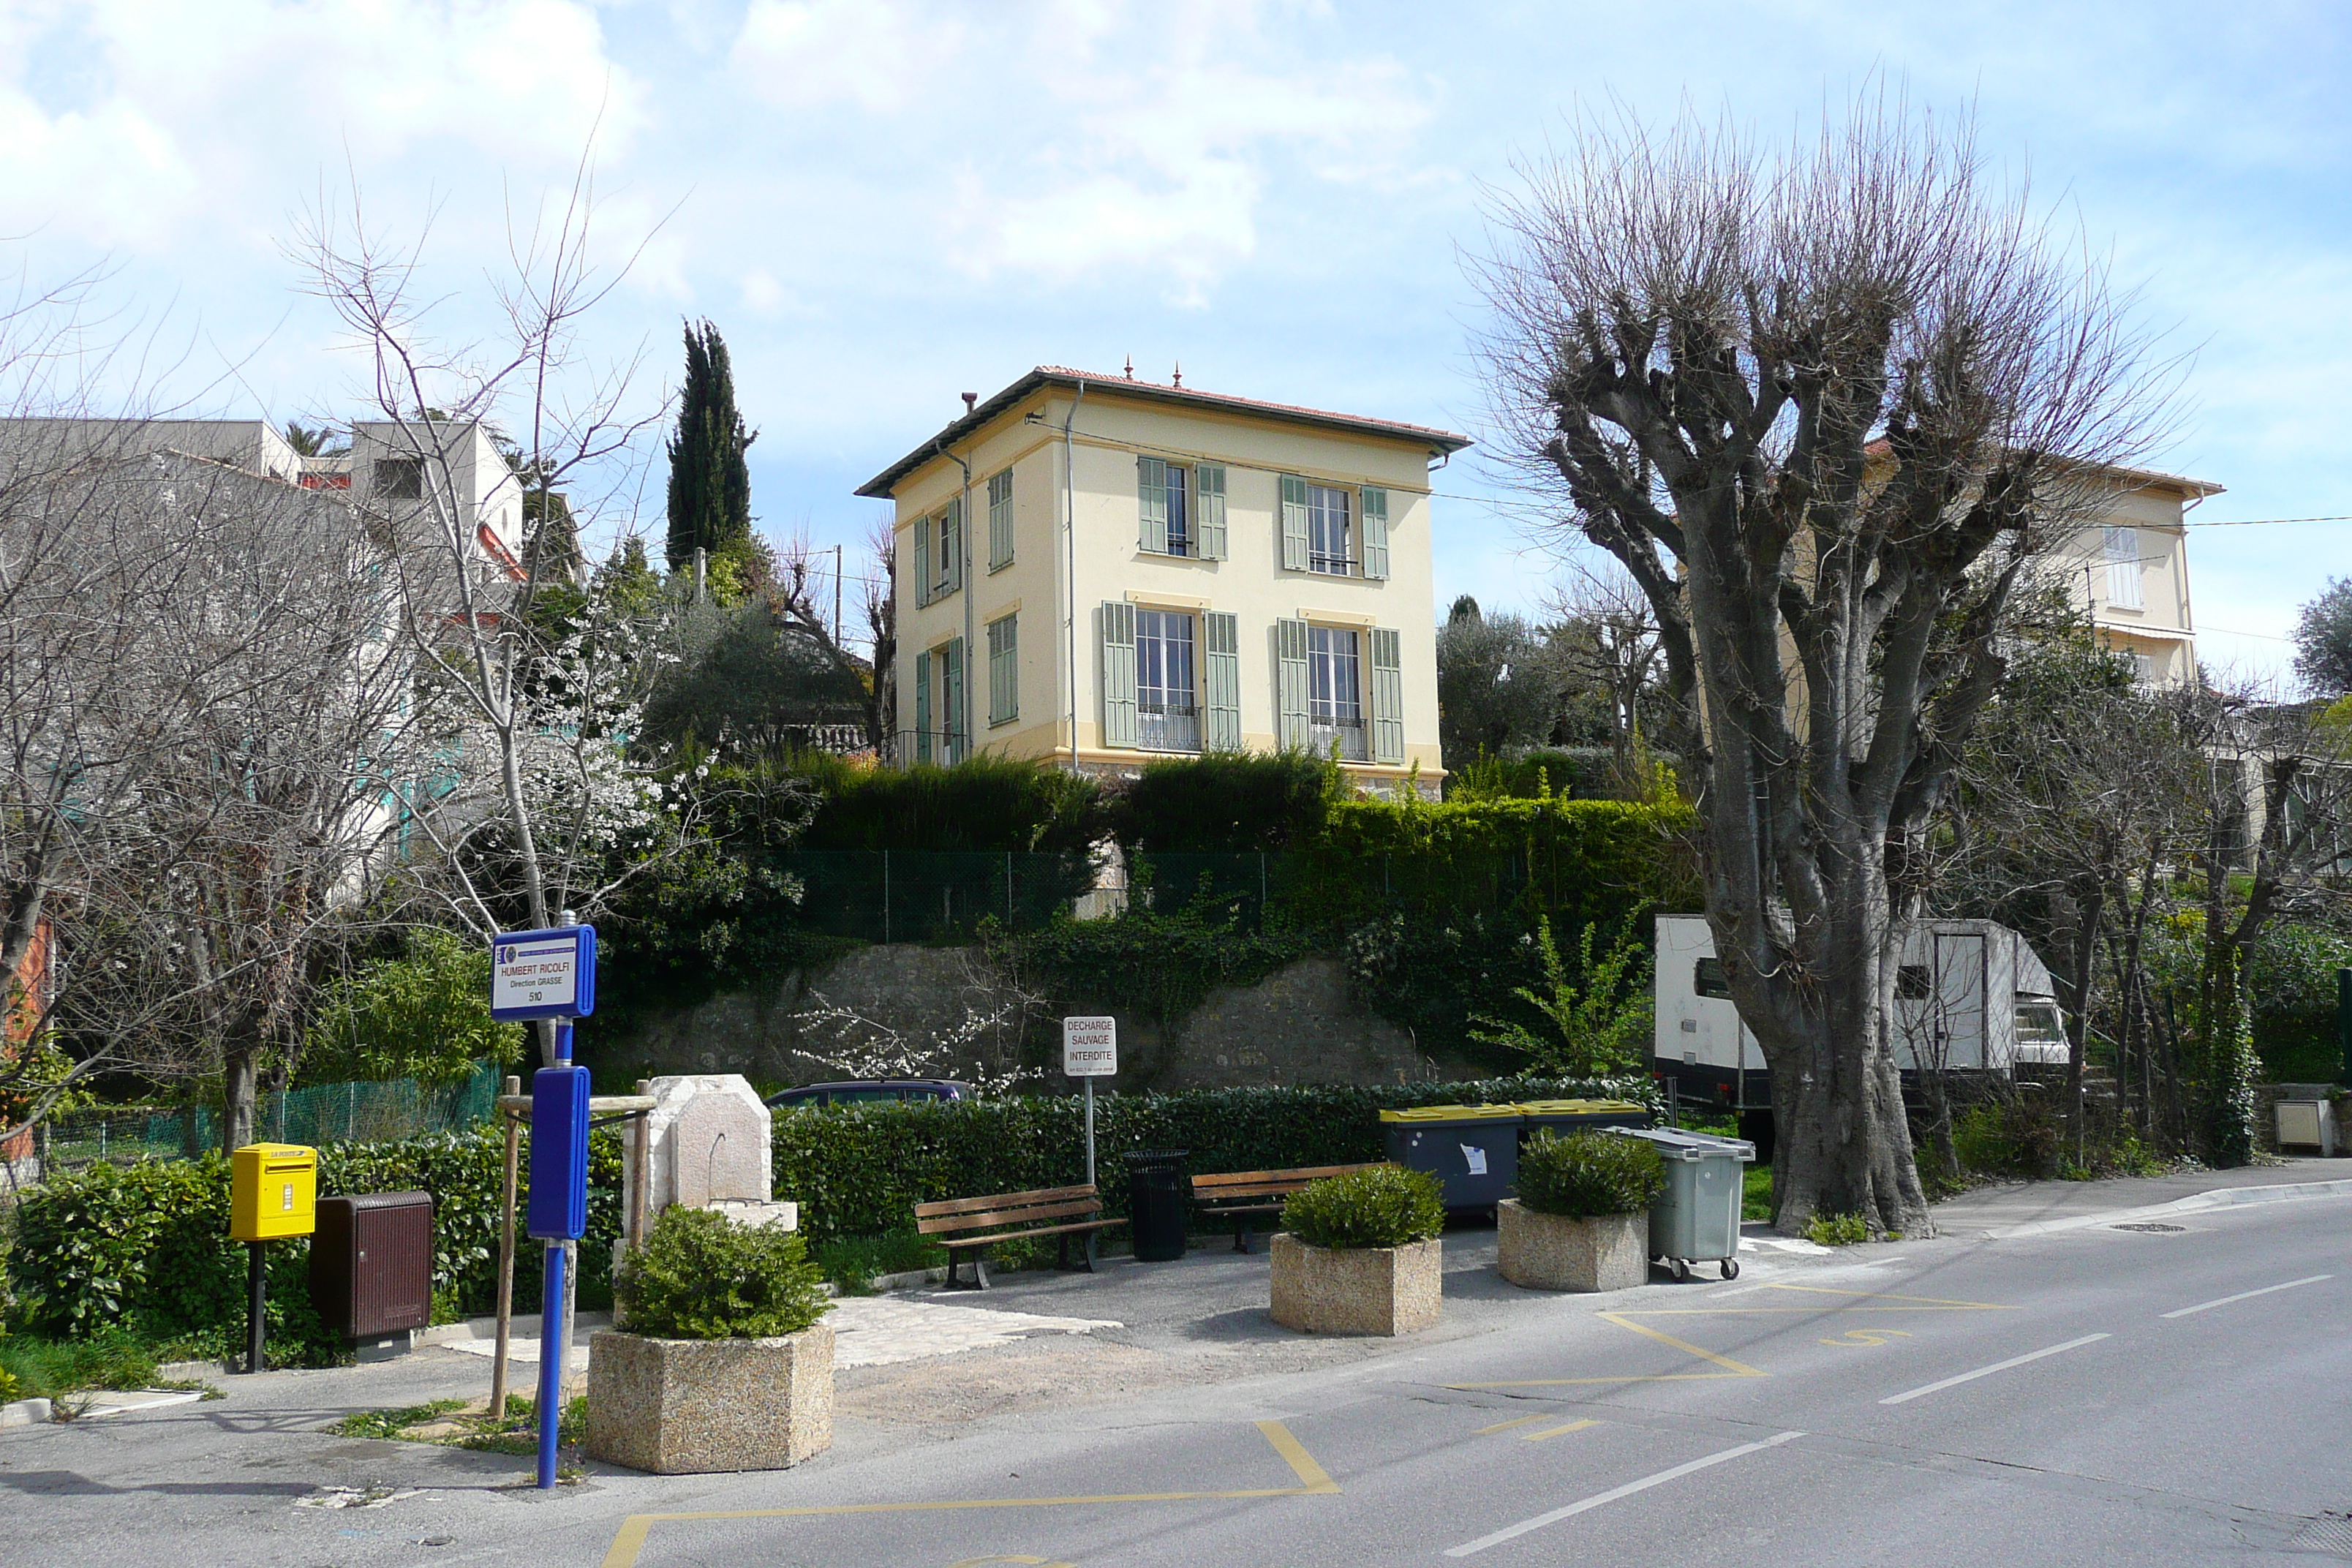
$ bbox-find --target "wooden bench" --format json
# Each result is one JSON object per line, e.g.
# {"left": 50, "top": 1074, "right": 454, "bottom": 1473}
{"left": 1190, "top": 1164, "right": 1378, "bottom": 1254}
{"left": 914, "top": 1183, "right": 1127, "bottom": 1289}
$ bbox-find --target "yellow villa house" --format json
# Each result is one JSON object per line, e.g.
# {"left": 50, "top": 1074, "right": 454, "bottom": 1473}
{"left": 858, "top": 366, "right": 1474, "bottom": 794}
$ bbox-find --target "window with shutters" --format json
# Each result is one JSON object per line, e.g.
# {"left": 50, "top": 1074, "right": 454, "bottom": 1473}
{"left": 1139, "top": 457, "right": 1224, "bottom": 559}
{"left": 1134, "top": 608, "right": 1199, "bottom": 753}
{"left": 1360, "top": 487, "right": 1390, "bottom": 581}
{"left": 987, "top": 613, "right": 1018, "bottom": 726}
{"left": 987, "top": 470, "right": 1014, "bottom": 572}
{"left": 1306, "top": 484, "right": 1352, "bottom": 575}
{"left": 913, "top": 649, "right": 933, "bottom": 764}
{"left": 1307, "top": 625, "right": 1365, "bottom": 760}
{"left": 934, "top": 500, "right": 962, "bottom": 600}
{"left": 1202, "top": 611, "right": 1240, "bottom": 750}
{"left": 940, "top": 638, "right": 966, "bottom": 764}
{"left": 2103, "top": 525, "right": 2142, "bottom": 611}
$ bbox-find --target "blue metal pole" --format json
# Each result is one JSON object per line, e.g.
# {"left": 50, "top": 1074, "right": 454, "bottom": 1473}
{"left": 539, "top": 1017, "right": 575, "bottom": 1490}
{"left": 536, "top": 1239, "right": 566, "bottom": 1489}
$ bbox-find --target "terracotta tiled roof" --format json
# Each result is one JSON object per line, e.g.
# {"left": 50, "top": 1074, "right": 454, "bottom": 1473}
{"left": 856, "top": 366, "right": 1473, "bottom": 498}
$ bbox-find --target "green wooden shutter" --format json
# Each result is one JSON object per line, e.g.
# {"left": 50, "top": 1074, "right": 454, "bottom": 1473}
{"left": 1279, "top": 475, "right": 1309, "bottom": 571}
{"left": 913, "top": 519, "right": 930, "bottom": 608}
{"left": 943, "top": 497, "right": 964, "bottom": 595}
{"left": 1101, "top": 600, "right": 1137, "bottom": 748}
{"left": 988, "top": 614, "right": 1017, "bottom": 725}
{"left": 1196, "top": 464, "right": 1227, "bottom": 559}
{"left": 913, "top": 648, "right": 932, "bottom": 763}
{"left": 1203, "top": 611, "right": 1240, "bottom": 750}
{"left": 1361, "top": 487, "right": 1390, "bottom": 581}
{"left": 988, "top": 469, "right": 1014, "bottom": 571}
{"left": 1368, "top": 627, "right": 1404, "bottom": 764}
{"left": 1275, "top": 617, "right": 1311, "bottom": 750}
{"left": 1137, "top": 456, "right": 1168, "bottom": 554}
{"left": 942, "top": 637, "right": 966, "bottom": 761}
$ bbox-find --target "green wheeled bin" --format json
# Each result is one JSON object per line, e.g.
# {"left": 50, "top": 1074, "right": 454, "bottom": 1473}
{"left": 1609, "top": 1127, "right": 1755, "bottom": 1281}
{"left": 1379, "top": 1105, "right": 1524, "bottom": 1211}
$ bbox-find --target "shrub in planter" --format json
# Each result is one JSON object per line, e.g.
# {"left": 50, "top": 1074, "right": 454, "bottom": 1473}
{"left": 589, "top": 1207, "right": 836, "bottom": 1474}
{"left": 1500, "top": 1131, "right": 1665, "bottom": 1292}
{"left": 1270, "top": 1165, "right": 1445, "bottom": 1336}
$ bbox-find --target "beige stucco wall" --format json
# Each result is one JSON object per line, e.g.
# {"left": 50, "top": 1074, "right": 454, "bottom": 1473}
{"left": 889, "top": 383, "right": 1446, "bottom": 786}
{"left": 2040, "top": 479, "right": 2201, "bottom": 685}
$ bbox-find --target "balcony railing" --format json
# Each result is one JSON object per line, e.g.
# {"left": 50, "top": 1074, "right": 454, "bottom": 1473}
{"left": 1139, "top": 701, "right": 1201, "bottom": 753}
{"left": 1309, "top": 718, "right": 1366, "bottom": 761}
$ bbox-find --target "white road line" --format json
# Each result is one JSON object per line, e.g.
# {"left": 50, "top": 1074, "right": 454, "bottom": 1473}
{"left": 2160, "top": 1273, "right": 2333, "bottom": 1319}
{"left": 1877, "top": 1334, "right": 2110, "bottom": 1406}
{"left": 1442, "top": 1431, "right": 1805, "bottom": 1557}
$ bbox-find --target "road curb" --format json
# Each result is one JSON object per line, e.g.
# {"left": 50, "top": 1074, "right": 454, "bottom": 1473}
{"left": 1977, "top": 1177, "right": 2352, "bottom": 1239}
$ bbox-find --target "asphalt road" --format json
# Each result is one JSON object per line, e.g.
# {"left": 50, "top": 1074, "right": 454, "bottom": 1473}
{"left": 10, "top": 1170, "right": 2351, "bottom": 1567}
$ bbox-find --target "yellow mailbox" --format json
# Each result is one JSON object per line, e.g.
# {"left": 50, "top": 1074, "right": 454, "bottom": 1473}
{"left": 230, "top": 1143, "right": 318, "bottom": 1241}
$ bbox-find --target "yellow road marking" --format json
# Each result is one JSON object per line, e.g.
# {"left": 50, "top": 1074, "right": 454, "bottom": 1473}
{"left": 1754, "top": 1284, "right": 2011, "bottom": 1310}
{"left": 1256, "top": 1418, "right": 1339, "bottom": 1492}
{"left": 1451, "top": 1373, "right": 1752, "bottom": 1388}
{"left": 1521, "top": 1419, "right": 1599, "bottom": 1442}
{"left": 596, "top": 1421, "right": 1337, "bottom": 1568}
{"left": 1820, "top": 1328, "right": 1912, "bottom": 1348}
{"left": 1447, "top": 1286, "right": 2005, "bottom": 1395}
{"left": 1474, "top": 1414, "right": 1546, "bottom": 1434}
{"left": 1595, "top": 1313, "right": 1768, "bottom": 1376}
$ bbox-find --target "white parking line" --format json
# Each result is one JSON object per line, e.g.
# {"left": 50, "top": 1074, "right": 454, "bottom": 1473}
{"left": 2160, "top": 1274, "right": 2332, "bottom": 1319}
{"left": 1442, "top": 1431, "right": 1805, "bottom": 1557}
{"left": 1877, "top": 1334, "right": 2109, "bottom": 1406}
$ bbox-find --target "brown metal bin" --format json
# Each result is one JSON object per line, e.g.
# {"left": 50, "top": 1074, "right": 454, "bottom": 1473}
{"left": 309, "top": 1191, "right": 434, "bottom": 1341}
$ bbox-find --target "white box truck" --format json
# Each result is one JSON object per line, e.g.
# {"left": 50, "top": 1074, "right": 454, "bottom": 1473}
{"left": 1652, "top": 914, "right": 2068, "bottom": 1143}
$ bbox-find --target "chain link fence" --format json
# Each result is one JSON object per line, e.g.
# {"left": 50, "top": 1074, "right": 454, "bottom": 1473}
{"left": 27, "top": 1058, "right": 505, "bottom": 1173}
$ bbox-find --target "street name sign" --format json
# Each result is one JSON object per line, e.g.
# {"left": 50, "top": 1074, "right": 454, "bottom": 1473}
{"left": 489, "top": 926, "right": 598, "bottom": 1021}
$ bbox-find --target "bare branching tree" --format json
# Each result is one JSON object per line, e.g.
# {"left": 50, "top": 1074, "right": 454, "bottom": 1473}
{"left": 1474, "top": 99, "right": 2173, "bottom": 1234}
{"left": 291, "top": 161, "right": 681, "bottom": 1066}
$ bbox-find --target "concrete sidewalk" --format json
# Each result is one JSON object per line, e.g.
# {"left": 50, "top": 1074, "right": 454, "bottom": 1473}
{"left": 1926, "top": 1155, "right": 2352, "bottom": 1234}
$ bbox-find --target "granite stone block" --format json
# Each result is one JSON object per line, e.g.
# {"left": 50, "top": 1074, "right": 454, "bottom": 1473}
{"left": 1268, "top": 1233, "right": 1441, "bottom": 1336}
{"left": 585, "top": 1323, "right": 833, "bottom": 1474}
{"left": 1496, "top": 1200, "right": 1648, "bottom": 1292}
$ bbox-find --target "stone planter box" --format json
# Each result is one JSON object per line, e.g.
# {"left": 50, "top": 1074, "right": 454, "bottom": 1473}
{"left": 1496, "top": 1200, "right": 1646, "bottom": 1292}
{"left": 1269, "top": 1232, "right": 1441, "bottom": 1335}
{"left": 585, "top": 1323, "right": 833, "bottom": 1474}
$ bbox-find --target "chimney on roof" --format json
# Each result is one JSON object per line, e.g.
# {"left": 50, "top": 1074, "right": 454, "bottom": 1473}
{"left": 1172, "top": 361, "right": 1183, "bottom": 388}
{"left": 961, "top": 391, "right": 977, "bottom": 414}
{"left": 1123, "top": 355, "right": 1134, "bottom": 381}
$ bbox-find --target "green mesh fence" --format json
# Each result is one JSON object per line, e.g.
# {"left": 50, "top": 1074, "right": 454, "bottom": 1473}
{"left": 31, "top": 1058, "right": 505, "bottom": 1171}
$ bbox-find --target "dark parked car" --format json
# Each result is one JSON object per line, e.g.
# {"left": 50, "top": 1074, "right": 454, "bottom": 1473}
{"left": 763, "top": 1079, "right": 974, "bottom": 1111}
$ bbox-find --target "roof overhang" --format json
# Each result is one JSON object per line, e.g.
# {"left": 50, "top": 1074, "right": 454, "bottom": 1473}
{"left": 856, "top": 366, "right": 1474, "bottom": 500}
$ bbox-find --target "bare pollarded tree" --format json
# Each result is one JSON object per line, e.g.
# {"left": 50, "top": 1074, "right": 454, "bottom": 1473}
{"left": 1474, "top": 100, "right": 2174, "bottom": 1235}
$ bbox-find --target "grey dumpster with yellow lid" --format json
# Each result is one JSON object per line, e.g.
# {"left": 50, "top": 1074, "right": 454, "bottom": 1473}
{"left": 1379, "top": 1104, "right": 1525, "bottom": 1209}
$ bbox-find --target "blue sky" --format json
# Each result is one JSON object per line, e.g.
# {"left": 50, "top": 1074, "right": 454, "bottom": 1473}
{"left": 3, "top": 0, "right": 2345, "bottom": 682}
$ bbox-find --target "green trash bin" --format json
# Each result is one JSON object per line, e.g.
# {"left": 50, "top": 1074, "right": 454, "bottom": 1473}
{"left": 1379, "top": 1105, "right": 1525, "bottom": 1210}
{"left": 1609, "top": 1127, "right": 1755, "bottom": 1281}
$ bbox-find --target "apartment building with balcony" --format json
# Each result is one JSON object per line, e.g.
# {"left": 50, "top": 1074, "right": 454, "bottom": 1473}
{"left": 860, "top": 367, "right": 1471, "bottom": 791}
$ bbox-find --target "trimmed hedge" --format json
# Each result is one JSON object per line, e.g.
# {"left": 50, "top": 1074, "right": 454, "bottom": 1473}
{"left": 5, "top": 1127, "right": 624, "bottom": 1362}
{"left": 1515, "top": 1129, "right": 1665, "bottom": 1218}
{"left": 1283, "top": 1164, "right": 1444, "bottom": 1251}
{"left": 770, "top": 1075, "right": 1654, "bottom": 1245}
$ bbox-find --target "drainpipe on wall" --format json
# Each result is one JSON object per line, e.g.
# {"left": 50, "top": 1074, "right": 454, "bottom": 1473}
{"left": 1062, "top": 379, "right": 1085, "bottom": 766}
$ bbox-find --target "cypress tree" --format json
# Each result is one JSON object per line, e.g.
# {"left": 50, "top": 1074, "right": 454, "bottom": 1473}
{"left": 665, "top": 320, "right": 755, "bottom": 572}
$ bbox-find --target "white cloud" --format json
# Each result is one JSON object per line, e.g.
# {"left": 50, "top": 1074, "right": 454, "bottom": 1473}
{"left": 730, "top": 0, "right": 1434, "bottom": 298}
{"left": 0, "top": 0, "right": 647, "bottom": 251}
